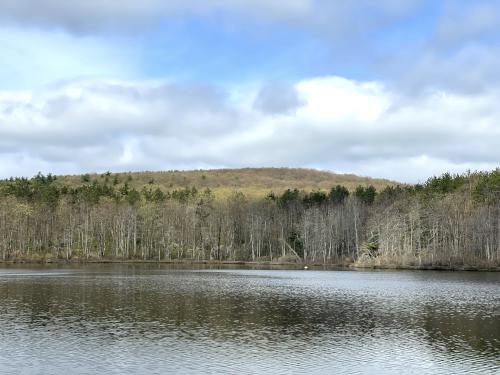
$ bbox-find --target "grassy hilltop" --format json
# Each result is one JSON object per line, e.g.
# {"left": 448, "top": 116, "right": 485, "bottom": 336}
{"left": 57, "top": 168, "right": 397, "bottom": 199}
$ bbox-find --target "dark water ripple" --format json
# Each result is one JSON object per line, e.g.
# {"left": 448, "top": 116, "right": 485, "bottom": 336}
{"left": 0, "top": 265, "right": 498, "bottom": 374}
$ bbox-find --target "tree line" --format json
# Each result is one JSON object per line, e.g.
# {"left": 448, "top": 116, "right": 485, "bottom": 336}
{"left": 0, "top": 169, "right": 498, "bottom": 268}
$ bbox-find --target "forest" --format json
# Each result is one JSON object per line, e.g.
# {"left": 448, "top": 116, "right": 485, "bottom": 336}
{"left": 0, "top": 169, "right": 498, "bottom": 269}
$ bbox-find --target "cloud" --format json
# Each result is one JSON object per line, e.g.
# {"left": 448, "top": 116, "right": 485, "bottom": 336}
{"left": 253, "top": 82, "right": 304, "bottom": 115}
{"left": 0, "top": 0, "right": 417, "bottom": 36}
{"left": 394, "top": 44, "right": 500, "bottom": 95}
{"left": 0, "top": 0, "right": 308, "bottom": 33}
{"left": 0, "top": 76, "right": 498, "bottom": 182}
{"left": 435, "top": 1, "right": 500, "bottom": 48}
{"left": 379, "top": 1, "right": 500, "bottom": 96}
{"left": 2, "top": 1, "right": 496, "bottom": 97}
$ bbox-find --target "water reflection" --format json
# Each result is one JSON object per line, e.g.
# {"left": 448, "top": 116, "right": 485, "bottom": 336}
{"left": 0, "top": 264, "right": 498, "bottom": 374}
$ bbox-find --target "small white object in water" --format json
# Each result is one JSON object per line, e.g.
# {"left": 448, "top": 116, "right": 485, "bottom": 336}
{"left": 304, "top": 266, "right": 309, "bottom": 270}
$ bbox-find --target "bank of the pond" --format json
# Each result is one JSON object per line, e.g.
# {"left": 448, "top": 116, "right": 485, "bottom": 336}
{"left": 0, "top": 257, "right": 345, "bottom": 268}
{"left": 0, "top": 257, "right": 498, "bottom": 271}
{"left": 352, "top": 263, "right": 500, "bottom": 272}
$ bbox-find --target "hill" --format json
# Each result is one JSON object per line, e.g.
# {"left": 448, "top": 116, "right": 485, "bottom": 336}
{"left": 57, "top": 168, "right": 398, "bottom": 199}
{"left": 0, "top": 168, "right": 498, "bottom": 269}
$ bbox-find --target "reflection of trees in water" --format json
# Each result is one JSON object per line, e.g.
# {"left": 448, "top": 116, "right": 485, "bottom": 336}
{"left": 0, "top": 276, "right": 383, "bottom": 343}
{"left": 421, "top": 303, "right": 500, "bottom": 359}
{"left": 0, "top": 270, "right": 497, "bottom": 364}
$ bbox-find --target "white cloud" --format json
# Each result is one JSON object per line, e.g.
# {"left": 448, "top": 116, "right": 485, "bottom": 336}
{"left": 296, "top": 77, "right": 389, "bottom": 123}
{"left": 0, "top": 76, "right": 498, "bottom": 182}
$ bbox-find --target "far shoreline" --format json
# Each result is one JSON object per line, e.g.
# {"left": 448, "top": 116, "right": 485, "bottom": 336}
{"left": 0, "top": 258, "right": 498, "bottom": 272}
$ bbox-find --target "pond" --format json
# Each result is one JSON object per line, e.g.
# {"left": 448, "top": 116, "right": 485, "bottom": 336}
{"left": 0, "top": 264, "right": 498, "bottom": 374}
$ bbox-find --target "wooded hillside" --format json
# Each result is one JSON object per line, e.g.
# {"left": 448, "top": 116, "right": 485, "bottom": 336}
{"left": 56, "top": 168, "right": 397, "bottom": 199}
{"left": 0, "top": 168, "right": 498, "bottom": 269}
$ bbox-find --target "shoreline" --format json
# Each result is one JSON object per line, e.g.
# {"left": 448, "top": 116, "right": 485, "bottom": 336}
{"left": 0, "top": 258, "right": 498, "bottom": 272}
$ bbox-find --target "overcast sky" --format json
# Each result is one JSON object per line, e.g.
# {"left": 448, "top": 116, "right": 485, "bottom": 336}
{"left": 0, "top": 0, "right": 499, "bottom": 182}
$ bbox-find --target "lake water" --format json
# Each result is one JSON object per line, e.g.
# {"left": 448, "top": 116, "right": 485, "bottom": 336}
{"left": 0, "top": 264, "right": 498, "bottom": 374}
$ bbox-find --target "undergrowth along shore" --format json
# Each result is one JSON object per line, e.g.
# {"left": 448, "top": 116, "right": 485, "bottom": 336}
{"left": 1, "top": 256, "right": 499, "bottom": 272}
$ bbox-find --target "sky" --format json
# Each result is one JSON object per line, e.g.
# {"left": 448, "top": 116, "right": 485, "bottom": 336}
{"left": 0, "top": 1, "right": 499, "bottom": 183}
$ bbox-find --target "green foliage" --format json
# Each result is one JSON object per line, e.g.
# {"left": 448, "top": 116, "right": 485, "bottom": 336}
{"left": 303, "top": 190, "right": 327, "bottom": 206}
{"left": 266, "top": 192, "right": 278, "bottom": 202}
{"left": 33, "top": 172, "right": 57, "bottom": 185}
{"left": 278, "top": 188, "right": 301, "bottom": 207}
{"left": 1, "top": 173, "right": 60, "bottom": 206}
{"left": 2, "top": 177, "right": 32, "bottom": 198}
{"left": 142, "top": 187, "right": 166, "bottom": 203}
{"left": 354, "top": 185, "right": 377, "bottom": 205}
{"left": 70, "top": 180, "right": 116, "bottom": 204}
{"left": 424, "top": 172, "right": 467, "bottom": 194}
{"left": 329, "top": 185, "right": 349, "bottom": 204}
{"left": 119, "top": 182, "right": 130, "bottom": 197}
{"left": 473, "top": 169, "right": 500, "bottom": 203}
{"left": 126, "top": 188, "right": 141, "bottom": 205}
{"left": 100, "top": 171, "right": 111, "bottom": 180}
{"left": 81, "top": 174, "right": 91, "bottom": 183}
{"left": 377, "top": 185, "right": 404, "bottom": 203}
{"left": 171, "top": 187, "right": 198, "bottom": 203}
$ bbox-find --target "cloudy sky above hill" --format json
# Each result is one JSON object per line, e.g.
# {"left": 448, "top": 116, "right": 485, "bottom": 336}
{"left": 0, "top": 0, "right": 499, "bottom": 182}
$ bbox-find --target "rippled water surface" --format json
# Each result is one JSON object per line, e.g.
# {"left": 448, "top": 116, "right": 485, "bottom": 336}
{"left": 0, "top": 264, "right": 498, "bottom": 374}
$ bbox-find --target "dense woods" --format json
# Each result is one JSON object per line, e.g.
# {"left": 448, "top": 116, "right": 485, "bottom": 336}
{"left": 0, "top": 169, "right": 499, "bottom": 269}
